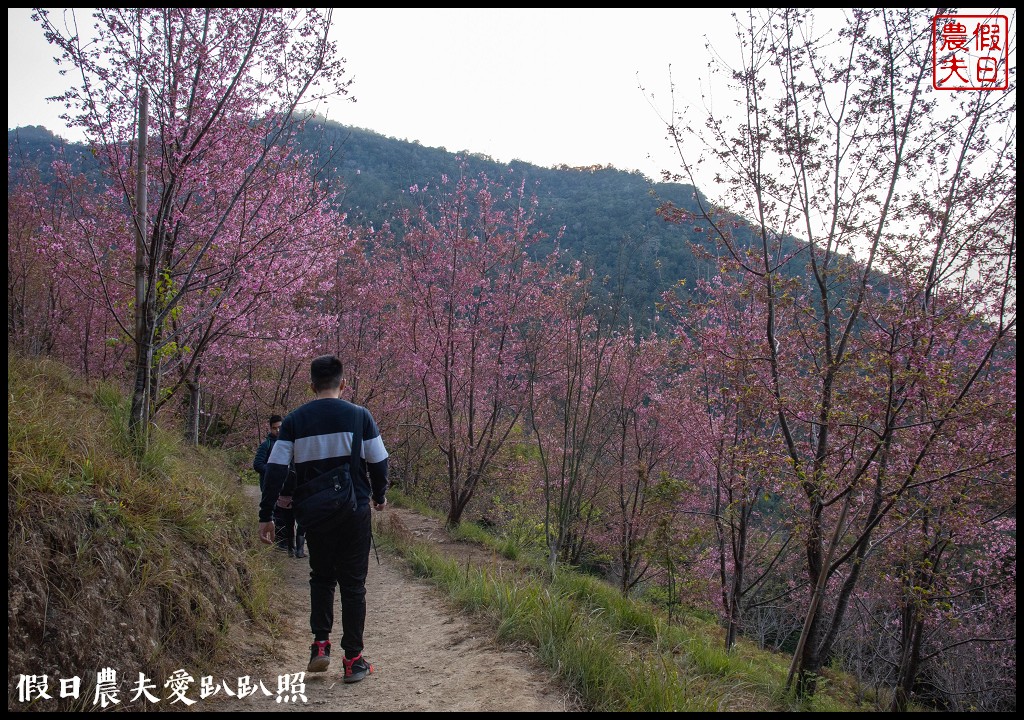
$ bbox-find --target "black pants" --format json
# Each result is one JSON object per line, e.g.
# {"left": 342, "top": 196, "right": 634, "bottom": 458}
{"left": 273, "top": 506, "right": 304, "bottom": 551}
{"left": 305, "top": 505, "right": 372, "bottom": 659}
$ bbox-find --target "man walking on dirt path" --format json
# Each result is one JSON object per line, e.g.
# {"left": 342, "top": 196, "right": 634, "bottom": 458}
{"left": 258, "top": 354, "right": 390, "bottom": 684}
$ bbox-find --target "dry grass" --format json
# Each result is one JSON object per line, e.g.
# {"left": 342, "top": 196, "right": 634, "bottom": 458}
{"left": 7, "top": 354, "right": 278, "bottom": 712}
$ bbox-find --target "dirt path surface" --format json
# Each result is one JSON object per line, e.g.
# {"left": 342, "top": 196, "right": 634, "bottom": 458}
{"left": 205, "top": 488, "right": 578, "bottom": 712}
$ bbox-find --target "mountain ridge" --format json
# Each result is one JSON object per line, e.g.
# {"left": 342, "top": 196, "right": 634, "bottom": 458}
{"left": 8, "top": 119, "right": 769, "bottom": 327}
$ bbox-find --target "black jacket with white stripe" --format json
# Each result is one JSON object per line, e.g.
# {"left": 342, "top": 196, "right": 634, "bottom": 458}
{"left": 258, "top": 397, "right": 389, "bottom": 523}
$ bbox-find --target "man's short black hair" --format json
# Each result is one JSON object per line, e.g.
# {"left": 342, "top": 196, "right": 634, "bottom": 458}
{"left": 269, "top": 414, "right": 283, "bottom": 425}
{"left": 310, "top": 355, "right": 344, "bottom": 392}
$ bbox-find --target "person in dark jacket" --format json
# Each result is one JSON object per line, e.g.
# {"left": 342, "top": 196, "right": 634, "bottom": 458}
{"left": 252, "top": 414, "right": 283, "bottom": 493}
{"left": 253, "top": 413, "right": 305, "bottom": 558}
{"left": 258, "top": 355, "right": 389, "bottom": 684}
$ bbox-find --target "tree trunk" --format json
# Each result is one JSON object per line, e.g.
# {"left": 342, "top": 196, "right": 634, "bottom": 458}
{"left": 724, "top": 498, "right": 748, "bottom": 651}
{"left": 186, "top": 376, "right": 201, "bottom": 446}
{"left": 891, "top": 605, "right": 925, "bottom": 712}
{"left": 129, "top": 86, "right": 150, "bottom": 443}
{"left": 788, "top": 493, "right": 835, "bottom": 696}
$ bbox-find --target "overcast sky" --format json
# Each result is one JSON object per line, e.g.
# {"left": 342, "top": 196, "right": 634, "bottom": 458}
{"left": 6, "top": 8, "right": 775, "bottom": 184}
{"left": 8, "top": 8, "right": 1015, "bottom": 188}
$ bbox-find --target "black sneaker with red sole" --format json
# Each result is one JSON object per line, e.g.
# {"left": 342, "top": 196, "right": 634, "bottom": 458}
{"left": 308, "top": 640, "right": 331, "bottom": 672}
{"left": 343, "top": 653, "right": 373, "bottom": 683}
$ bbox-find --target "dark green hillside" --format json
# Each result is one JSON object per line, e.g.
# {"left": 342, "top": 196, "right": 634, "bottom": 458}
{"left": 295, "top": 119, "right": 723, "bottom": 327}
{"left": 8, "top": 125, "right": 97, "bottom": 186}
{"left": 9, "top": 119, "right": 799, "bottom": 326}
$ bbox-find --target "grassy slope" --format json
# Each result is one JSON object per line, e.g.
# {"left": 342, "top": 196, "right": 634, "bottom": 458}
{"left": 7, "top": 354, "right": 277, "bottom": 712}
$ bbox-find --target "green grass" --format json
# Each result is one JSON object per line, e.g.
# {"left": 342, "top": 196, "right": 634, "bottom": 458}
{"left": 374, "top": 511, "right": 873, "bottom": 712}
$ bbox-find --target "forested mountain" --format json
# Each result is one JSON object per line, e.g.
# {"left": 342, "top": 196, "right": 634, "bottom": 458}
{"left": 8, "top": 119, "right": 766, "bottom": 327}
{"left": 9, "top": 8, "right": 1015, "bottom": 712}
{"left": 295, "top": 120, "right": 719, "bottom": 324}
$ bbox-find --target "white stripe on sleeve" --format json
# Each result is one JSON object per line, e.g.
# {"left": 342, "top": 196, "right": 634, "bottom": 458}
{"left": 267, "top": 439, "right": 293, "bottom": 465}
{"left": 363, "top": 434, "right": 389, "bottom": 463}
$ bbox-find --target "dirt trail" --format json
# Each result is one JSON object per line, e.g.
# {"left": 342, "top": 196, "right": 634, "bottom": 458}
{"left": 205, "top": 488, "right": 578, "bottom": 712}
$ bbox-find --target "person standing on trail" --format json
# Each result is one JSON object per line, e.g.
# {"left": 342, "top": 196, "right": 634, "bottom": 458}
{"left": 258, "top": 354, "right": 389, "bottom": 684}
{"left": 253, "top": 414, "right": 306, "bottom": 558}
{"left": 252, "top": 414, "right": 283, "bottom": 493}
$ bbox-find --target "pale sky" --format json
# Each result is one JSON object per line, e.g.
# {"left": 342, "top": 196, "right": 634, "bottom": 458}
{"left": 8, "top": 8, "right": 1015, "bottom": 189}
{"left": 7, "top": 8, "right": 767, "bottom": 184}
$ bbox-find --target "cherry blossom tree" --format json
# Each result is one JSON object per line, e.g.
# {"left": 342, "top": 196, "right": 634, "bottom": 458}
{"left": 657, "top": 7, "right": 1016, "bottom": 698}
{"left": 391, "top": 168, "right": 558, "bottom": 527}
{"left": 599, "top": 332, "right": 687, "bottom": 596}
{"left": 8, "top": 161, "right": 63, "bottom": 358}
{"left": 316, "top": 223, "right": 422, "bottom": 464}
{"left": 9, "top": 156, "right": 134, "bottom": 379}
{"left": 34, "top": 8, "right": 352, "bottom": 442}
{"left": 842, "top": 296, "right": 1017, "bottom": 711}
{"left": 525, "top": 269, "right": 620, "bottom": 570}
{"left": 663, "top": 274, "right": 800, "bottom": 650}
